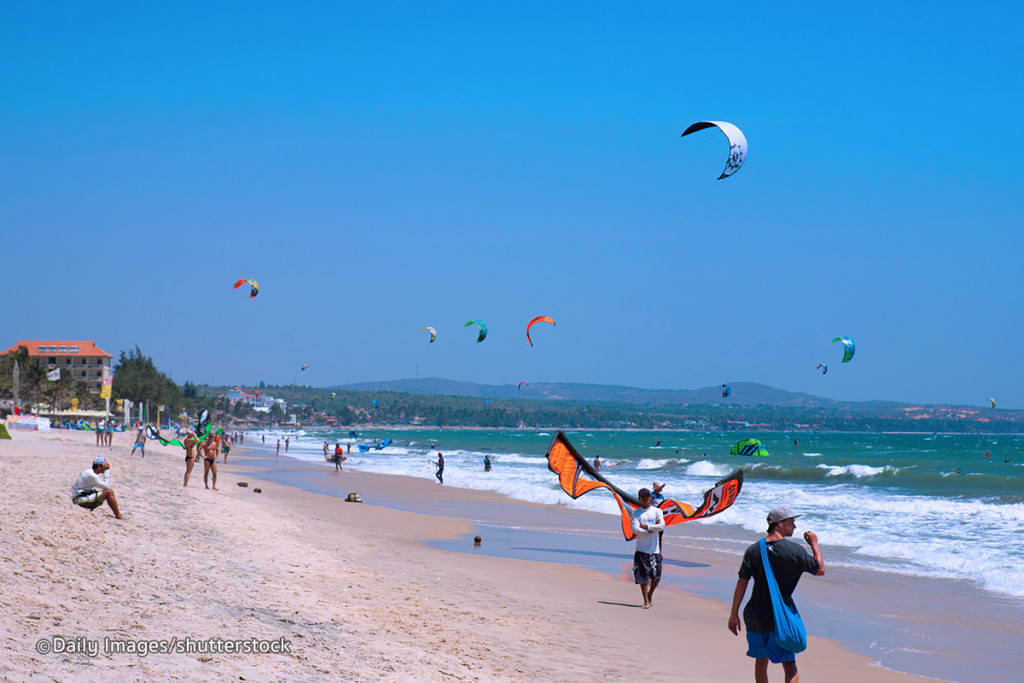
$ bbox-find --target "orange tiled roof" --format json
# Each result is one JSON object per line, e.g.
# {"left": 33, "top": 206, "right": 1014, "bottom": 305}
{"left": 1, "top": 340, "right": 114, "bottom": 358}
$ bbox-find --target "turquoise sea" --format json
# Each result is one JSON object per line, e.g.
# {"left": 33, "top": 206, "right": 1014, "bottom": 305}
{"left": 259, "top": 428, "right": 1024, "bottom": 600}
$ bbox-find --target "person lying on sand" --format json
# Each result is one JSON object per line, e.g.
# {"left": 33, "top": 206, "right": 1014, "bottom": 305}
{"left": 71, "top": 456, "right": 125, "bottom": 520}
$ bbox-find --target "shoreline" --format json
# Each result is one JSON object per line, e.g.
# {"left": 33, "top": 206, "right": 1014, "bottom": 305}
{"left": 0, "top": 427, "right": 988, "bottom": 681}
{"left": 237, "top": 438, "right": 1024, "bottom": 683}
{"left": 267, "top": 424, "right": 1024, "bottom": 436}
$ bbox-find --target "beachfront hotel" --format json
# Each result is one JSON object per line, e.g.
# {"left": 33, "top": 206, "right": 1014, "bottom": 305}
{"left": 0, "top": 340, "right": 113, "bottom": 393}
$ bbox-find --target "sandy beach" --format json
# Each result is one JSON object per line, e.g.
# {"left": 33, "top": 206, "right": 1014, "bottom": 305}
{"left": 2, "top": 427, "right": 936, "bottom": 682}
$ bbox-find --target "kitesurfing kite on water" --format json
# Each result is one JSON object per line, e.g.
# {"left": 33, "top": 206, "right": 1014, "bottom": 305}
{"left": 989, "top": 398, "right": 997, "bottom": 409}
{"left": 232, "top": 278, "right": 259, "bottom": 298}
{"left": 817, "top": 364, "right": 828, "bottom": 375}
{"left": 681, "top": 121, "right": 747, "bottom": 179}
{"left": 465, "top": 320, "right": 488, "bottom": 343}
{"left": 300, "top": 364, "right": 309, "bottom": 371}
{"left": 720, "top": 384, "right": 731, "bottom": 398}
{"left": 517, "top": 381, "right": 528, "bottom": 390}
{"left": 833, "top": 337, "right": 855, "bottom": 363}
{"left": 526, "top": 316, "right": 556, "bottom": 346}
{"left": 546, "top": 431, "right": 743, "bottom": 541}
{"left": 419, "top": 326, "right": 437, "bottom": 343}
{"left": 731, "top": 439, "right": 769, "bottom": 457}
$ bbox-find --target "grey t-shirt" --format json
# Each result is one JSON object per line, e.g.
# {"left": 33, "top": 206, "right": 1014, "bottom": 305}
{"left": 738, "top": 537, "right": 820, "bottom": 633}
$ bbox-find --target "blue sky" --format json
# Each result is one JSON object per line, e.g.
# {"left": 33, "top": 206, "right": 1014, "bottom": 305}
{"left": 3, "top": 2, "right": 1023, "bottom": 407}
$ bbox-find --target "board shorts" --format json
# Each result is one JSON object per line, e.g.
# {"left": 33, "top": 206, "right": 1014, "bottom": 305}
{"left": 633, "top": 551, "right": 662, "bottom": 585}
{"left": 72, "top": 490, "right": 103, "bottom": 510}
{"left": 746, "top": 631, "right": 796, "bottom": 663}
{"left": 133, "top": 443, "right": 145, "bottom": 453}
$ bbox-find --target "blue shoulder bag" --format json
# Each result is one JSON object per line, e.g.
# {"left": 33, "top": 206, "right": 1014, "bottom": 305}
{"left": 759, "top": 538, "right": 807, "bottom": 653}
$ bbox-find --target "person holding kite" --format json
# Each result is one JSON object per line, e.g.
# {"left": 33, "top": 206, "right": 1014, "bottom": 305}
{"left": 631, "top": 487, "right": 665, "bottom": 609}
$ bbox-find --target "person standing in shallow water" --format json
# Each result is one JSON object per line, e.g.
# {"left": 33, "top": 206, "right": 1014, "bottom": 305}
{"left": 728, "top": 505, "right": 825, "bottom": 683}
{"left": 434, "top": 452, "right": 444, "bottom": 484}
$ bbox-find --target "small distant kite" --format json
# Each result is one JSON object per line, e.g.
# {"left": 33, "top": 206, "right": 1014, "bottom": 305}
{"left": 329, "top": 392, "right": 337, "bottom": 399}
{"left": 420, "top": 326, "right": 437, "bottom": 343}
{"left": 371, "top": 399, "right": 379, "bottom": 409}
{"left": 681, "top": 121, "right": 747, "bottom": 179}
{"left": 526, "top": 315, "right": 556, "bottom": 347}
{"left": 518, "top": 381, "right": 529, "bottom": 390}
{"left": 989, "top": 398, "right": 997, "bottom": 409}
{"left": 720, "top": 384, "right": 731, "bottom": 398}
{"left": 301, "top": 364, "right": 310, "bottom": 371}
{"left": 833, "top": 337, "right": 855, "bottom": 363}
{"left": 232, "top": 278, "right": 259, "bottom": 298}
{"left": 465, "top": 320, "right": 488, "bottom": 343}
{"left": 817, "top": 364, "right": 828, "bottom": 375}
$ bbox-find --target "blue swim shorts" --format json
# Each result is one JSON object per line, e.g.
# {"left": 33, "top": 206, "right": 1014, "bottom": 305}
{"left": 745, "top": 631, "right": 796, "bottom": 663}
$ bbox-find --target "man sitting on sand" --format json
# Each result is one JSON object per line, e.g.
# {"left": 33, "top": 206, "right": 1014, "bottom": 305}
{"left": 71, "top": 456, "right": 124, "bottom": 520}
{"left": 631, "top": 487, "right": 665, "bottom": 609}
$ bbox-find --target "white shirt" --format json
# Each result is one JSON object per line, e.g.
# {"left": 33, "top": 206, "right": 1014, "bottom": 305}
{"left": 71, "top": 468, "right": 110, "bottom": 496}
{"left": 631, "top": 505, "right": 665, "bottom": 554}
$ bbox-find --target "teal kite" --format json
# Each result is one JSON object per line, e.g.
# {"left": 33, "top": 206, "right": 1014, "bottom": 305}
{"left": 465, "top": 320, "right": 488, "bottom": 343}
{"left": 833, "top": 337, "right": 855, "bottom": 363}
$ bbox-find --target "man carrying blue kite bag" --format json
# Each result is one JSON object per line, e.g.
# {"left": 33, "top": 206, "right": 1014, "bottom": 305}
{"left": 728, "top": 506, "right": 825, "bottom": 682}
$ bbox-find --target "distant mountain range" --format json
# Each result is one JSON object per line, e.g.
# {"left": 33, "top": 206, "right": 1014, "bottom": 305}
{"left": 335, "top": 378, "right": 964, "bottom": 414}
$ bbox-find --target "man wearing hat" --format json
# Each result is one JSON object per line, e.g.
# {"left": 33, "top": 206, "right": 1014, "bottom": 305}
{"left": 71, "top": 457, "right": 125, "bottom": 520}
{"left": 631, "top": 487, "right": 666, "bottom": 609}
{"left": 728, "top": 505, "right": 823, "bottom": 682}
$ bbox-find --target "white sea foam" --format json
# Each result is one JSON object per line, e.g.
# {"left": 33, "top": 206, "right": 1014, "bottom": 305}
{"left": 815, "top": 463, "right": 897, "bottom": 478}
{"left": 683, "top": 461, "right": 735, "bottom": 477}
{"left": 636, "top": 458, "right": 676, "bottom": 470}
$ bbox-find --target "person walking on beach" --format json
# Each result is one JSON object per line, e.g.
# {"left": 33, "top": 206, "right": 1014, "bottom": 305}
{"left": 434, "top": 452, "right": 445, "bottom": 485}
{"left": 631, "top": 487, "right": 665, "bottom": 609}
{"left": 183, "top": 431, "right": 198, "bottom": 487}
{"left": 276, "top": 438, "right": 280, "bottom": 458}
{"left": 71, "top": 456, "right": 125, "bottom": 520}
{"left": 221, "top": 432, "right": 231, "bottom": 463}
{"left": 202, "top": 435, "right": 219, "bottom": 490}
{"left": 105, "top": 418, "right": 114, "bottom": 448}
{"left": 285, "top": 436, "right": 289, "bottom": 452}
{"left": 323, "top": 441, "right": 329, "bottom": 460}
{"left": 728, "top": 505, "right": 825, "bottom": 683}
{"left": 333, "top": 443, "right": 344, "bottom": 472}
{"left": 96, "top": 419, "right": 104, "bottom": 447}
{"left": 131, "top": 425, "right": 147, "bottom": 457}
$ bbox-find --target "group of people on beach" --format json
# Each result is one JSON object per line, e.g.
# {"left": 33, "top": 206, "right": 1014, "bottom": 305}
{"left": 71, "top": 427, "right": 827, "bottom": 682}
{"left": 71, "top": 422, "right": 232, "bottom": 523}
{"left": 629, "top": 477, "right": 825, "bottom": 681}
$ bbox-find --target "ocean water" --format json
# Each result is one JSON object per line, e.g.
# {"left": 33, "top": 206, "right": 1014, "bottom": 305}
{"left": 251, "top": 428, "right": 1024, "bottom": 600}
